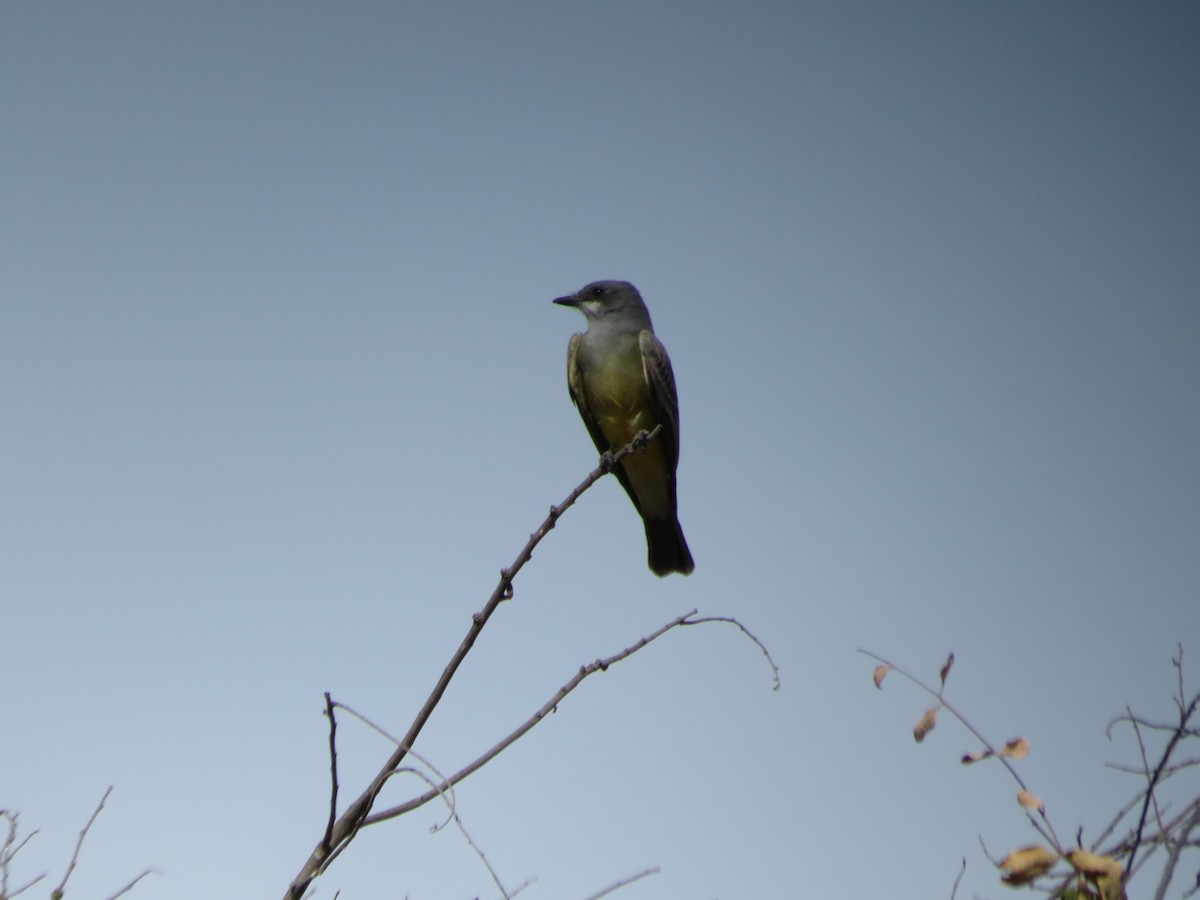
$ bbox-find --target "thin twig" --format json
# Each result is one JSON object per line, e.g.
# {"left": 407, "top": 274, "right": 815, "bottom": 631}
{"left": 682, "top": 615, "right": 781, "bottom": 690}
{"left": 364, "top": 609, "right": 699, "bottom": 825}
{"left": 311, "top": 737, "right": 462, "bottom": 877}
{"left": 948, "top": 856, "right": 966, "bottom": 900}
{"left": 1153, "top": 802, "right": 1200, "bottom": 900}
{"left": 103, "top": 868, "right": 159, "bottom": 900}
{"left": 322, "top": 692, "right": 339, "bottom": 854}
{"left": 329, "top": 701, "right": 403, "bottom": 746}
{"left": 582, "top": 865, "right": 661, "bottom": 899}
{"left": 9, "top": 874, "right": 48, "bottom": 899}
{"left": 284, "top": 428, "right": 664, "bottom": 899}
{"left": 1036, "top": 653, "right": 1200, "bottom": 900}
{"left": 1088, "top": 784, "right": 1158, "bottom": 851}
{"left": 52, "top": 786, "right": 113, "bottom": 900}
{"left": 1109, "top": 715, "right": 1196, "bottom": 735}
{"left": 860, "top": 649, "right": 1063, "bottom": 852}
{"left": 381, "top": 761, "right": 513, "bottom": 899}
{"left": 2, "top": 812, "right": 47, "bottom": 900}
{"left": 1176, "top": 644, "right": 1187, "bottom": 717}
{"left": 1127, "top": 706, "right": 1168, "bottom": 837}
{"left": 508, "top": 875, "right": 538, "bottom": 897}
{"left": 1125, "top": 686, "right": 1200, "bottom": 873}
{"left": 326, "top": 701, "right": 460, "bottom": 832}
{"left": 1105, "top": 757, "right": 1200, "bottom": 777}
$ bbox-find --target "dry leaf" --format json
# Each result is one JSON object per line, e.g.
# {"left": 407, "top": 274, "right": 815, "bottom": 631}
{"left": 961, "top": 750, "right": 989, "bottom": 765}
{"left": 1066, "top": 850, "right": 1123, "bottom": 880}
{"left": 1017, "top": 790, "right": 1044, "bottom": 812}
{"left": 1001, "top": 737, "right": 1030, "bottom": 759}
{"left": 999, "top": 844, "right": 1057, "bottom": 885}
{"left": 873, "top": 665, "right": 890, "bottom": 689}
{"left": 913, "top": 706, "right": 939, "bottom": 742}
{"left": 939, "top": 651, "right": 955, "bottom": 686}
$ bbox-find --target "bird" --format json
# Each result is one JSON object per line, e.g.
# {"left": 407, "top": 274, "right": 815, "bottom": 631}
{"left": 553, "top": 280, "right": 694, "bottom": 576}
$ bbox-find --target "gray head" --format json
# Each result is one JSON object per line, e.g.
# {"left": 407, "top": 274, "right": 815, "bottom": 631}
{"left": 552, "top": 280, "right": 654, "bottom": 333}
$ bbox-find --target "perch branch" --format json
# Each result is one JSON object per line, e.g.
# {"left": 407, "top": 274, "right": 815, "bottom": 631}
{"left": 284, "top": 427, "right": 663, "bottom": 899}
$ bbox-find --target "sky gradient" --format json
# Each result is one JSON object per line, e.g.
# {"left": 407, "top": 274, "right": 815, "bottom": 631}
{"left": 2, "top": 3, "right": 1198, "bottom": 898}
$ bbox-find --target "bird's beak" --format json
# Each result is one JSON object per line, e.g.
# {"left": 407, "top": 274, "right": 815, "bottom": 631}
{"left": 552, "top": 293, "right": 579, "bottom": 308}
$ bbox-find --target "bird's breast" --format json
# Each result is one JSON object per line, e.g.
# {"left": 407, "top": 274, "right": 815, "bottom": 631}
{"left": 580, "top": 339, "right": 656, "bottom": 447}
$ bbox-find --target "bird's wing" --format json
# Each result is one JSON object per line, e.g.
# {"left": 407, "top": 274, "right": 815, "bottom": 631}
{"left": 565, "top": 331, "right": 613, "bottom": 458}
{"left": 639, "top": 330, "right": 681, "bottom": 470}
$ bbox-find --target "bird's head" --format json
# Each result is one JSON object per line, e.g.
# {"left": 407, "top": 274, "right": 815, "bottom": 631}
{"left": 553, "top": 280, "right": 653, "bottom": 331}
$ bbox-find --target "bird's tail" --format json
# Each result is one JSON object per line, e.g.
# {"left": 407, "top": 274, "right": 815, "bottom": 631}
{"left": 645, "top": 516, "right": 695, "bottom": 577}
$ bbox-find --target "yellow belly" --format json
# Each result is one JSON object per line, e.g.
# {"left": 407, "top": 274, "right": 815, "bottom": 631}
{"left": 582, "top": 349, "right": 672, "bottom": 518}
{"left": 585, "top": 351, "right": 656, "bottom": 448}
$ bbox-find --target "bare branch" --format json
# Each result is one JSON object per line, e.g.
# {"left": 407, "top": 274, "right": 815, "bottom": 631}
{"left": 1, "top": 812, "right": 38, "bottom": 867}
{"left": 364, "top": 609, "right": 699, "bottom": 825}
{"left": 285, "top": 428, "right": 664, "bottom": 899}
{"left": 1157, "top": 807, "right": 1200, "bottom": 900}
{"left": 1105, "top": 756, "right": 1200, "bottom": 778}
{"left": 385, "top": 759, "right": 514, "bottom": 899}
{"left": 1041, "top": 656, "right": 1200, "bottom": 900}
{"left": 1, "top": 809, "right": 46, "bottom": 900}
{"left": 1176, "top": 644, "right": 1187, "bottom": 717}
{"left": 52, "top": 786, "right": 113, "bottom": 900}
{"left": 1125, "top": 689, "right": 1200, "bottom": 874}
{"left": 948, "top": 856, "right": 966, "bottom": 900}
{"left": 329, "top": 701, "right": 404, "bottom": 746}
{"left": 8, "top": 873, "right": 48, "bottom": 899}
{"left": 1109, "top": 711, "right": 1195, "bottom": 736}
{"left": 582, "top": 865, "right": 661, "bottom": 899}
{"left": 976, "top": 835, "right": 999, "bottom": 868}
{"left": 310, "top": 743, "right": 462, "bottom": 879}
{"left": 509, "top": 875, "right": 538, "bottom": 896}
{"left": 859, "top": 649, "right": 1064, "bottom": 853}
{"left": 1089, "top": 784, "right": 1161, "bottom": 851}
{"left": 322, "top": 693, "right": 339, "bottom": 855}
{"left": 682, "top": 615, "right": 781, "bottom": 690}
{"left": 1127, "top": 706, "right": 1169, "bottom": 839}
{"left": 103, "top": 868, "right": 159, "bottom": 900}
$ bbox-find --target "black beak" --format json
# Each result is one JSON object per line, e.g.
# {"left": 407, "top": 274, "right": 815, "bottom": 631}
{"left": 552, "top": 293, "right": 579, "bottom": 307}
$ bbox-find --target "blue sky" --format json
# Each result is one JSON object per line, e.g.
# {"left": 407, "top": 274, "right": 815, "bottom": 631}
{"left": 2, "top": 2, "right": 1198, "bottom": 898}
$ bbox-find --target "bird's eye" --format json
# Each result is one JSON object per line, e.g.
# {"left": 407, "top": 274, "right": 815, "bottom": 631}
{"left": 591, "top": 286, "right": 603, "bottom": 297}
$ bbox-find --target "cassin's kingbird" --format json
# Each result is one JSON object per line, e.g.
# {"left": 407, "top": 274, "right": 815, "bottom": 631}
{"left": 553, "top": 280, "right": 694, "bottom": 577}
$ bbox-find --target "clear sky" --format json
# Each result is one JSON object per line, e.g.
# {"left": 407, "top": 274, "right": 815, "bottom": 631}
{"left": 2, "top": 2, "right": 1198, "bottom": 898}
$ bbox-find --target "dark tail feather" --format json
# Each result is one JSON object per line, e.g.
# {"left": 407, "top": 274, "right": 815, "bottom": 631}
{"left": 645, "top": 516, "right": 695, "bottom": 577}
